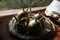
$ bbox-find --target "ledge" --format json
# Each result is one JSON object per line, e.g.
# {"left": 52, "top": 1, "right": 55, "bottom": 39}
{"left": 0, "top": 6, "right": 47, "bottom": 17}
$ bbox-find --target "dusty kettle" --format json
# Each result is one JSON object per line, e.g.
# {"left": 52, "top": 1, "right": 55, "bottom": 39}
{"left": 8, "top": 9, "right": 55, "bottom": 40}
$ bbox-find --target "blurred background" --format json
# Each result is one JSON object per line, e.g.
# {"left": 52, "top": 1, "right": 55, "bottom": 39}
{"left": 0, "top": 0, "right": 52, "bottom": 10}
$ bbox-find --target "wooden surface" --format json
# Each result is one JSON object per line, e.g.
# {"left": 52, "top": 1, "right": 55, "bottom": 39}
{"left": 0, "top": 7, "right": 60, "bottom": 40}
{"left": 49, "top": 18, "right": 60, "bottom": 40}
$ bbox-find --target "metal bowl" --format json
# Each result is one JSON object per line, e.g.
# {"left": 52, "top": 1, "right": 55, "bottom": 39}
{"left": 8, "top": 13, "right": 55, "bottom": 39}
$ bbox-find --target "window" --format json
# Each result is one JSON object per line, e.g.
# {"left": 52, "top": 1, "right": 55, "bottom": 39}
{"left": 0, "top": 0, "right": 52, "bottom": 10}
